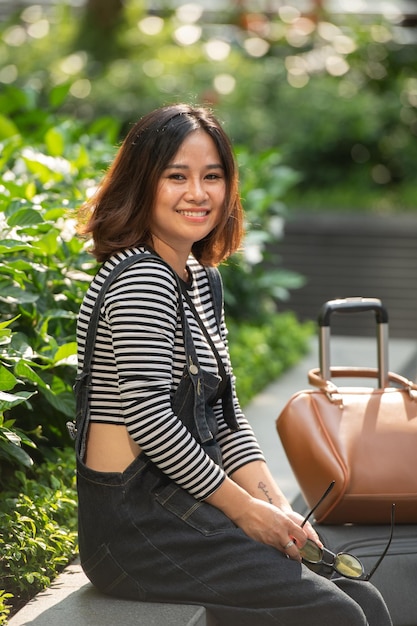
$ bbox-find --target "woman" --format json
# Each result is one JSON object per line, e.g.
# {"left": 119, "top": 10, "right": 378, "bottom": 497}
{"left": 75, "top": 103, "right": 392, "bottom": 625}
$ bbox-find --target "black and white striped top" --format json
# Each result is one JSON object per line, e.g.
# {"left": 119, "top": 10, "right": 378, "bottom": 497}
{"left": 76, "top": 247, "right": 265, "bottom": 500}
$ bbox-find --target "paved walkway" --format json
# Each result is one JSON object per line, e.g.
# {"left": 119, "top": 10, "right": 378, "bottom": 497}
{"left": 8, "top": 335, "right": 417, "bottom": 626}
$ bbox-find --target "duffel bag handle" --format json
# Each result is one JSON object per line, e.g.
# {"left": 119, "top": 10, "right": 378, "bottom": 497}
{"left": 309, "top": 366, "right": 417, "bottom": 398}
{"left": 317, "top": 298, "right": 389, "bottom": 388}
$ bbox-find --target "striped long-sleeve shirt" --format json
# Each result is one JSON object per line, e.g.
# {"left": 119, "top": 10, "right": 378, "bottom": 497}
{"left": 76, "top": 247, "right": 265, "bottom": 500}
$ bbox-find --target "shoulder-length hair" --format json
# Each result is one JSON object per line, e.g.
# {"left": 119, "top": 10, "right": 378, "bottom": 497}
{"left": 77, "top": 103, "right": 244, "bottom": 265}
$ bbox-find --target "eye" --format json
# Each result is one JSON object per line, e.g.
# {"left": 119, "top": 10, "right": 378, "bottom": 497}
{"left": 167, "top": 173, "right": 185, "bottom": 180}
{"left": 206, "top": 172, "right": 223, "bottom": 180}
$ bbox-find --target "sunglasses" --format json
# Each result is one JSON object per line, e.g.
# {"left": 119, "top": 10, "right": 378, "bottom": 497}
{"left": 298, "top": 481, "right": 395, "bottom": 581}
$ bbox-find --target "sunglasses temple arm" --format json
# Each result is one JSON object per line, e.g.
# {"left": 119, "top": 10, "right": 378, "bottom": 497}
{"left": 301, "top": 480, "right": 336, "bottom": 528}
{"left": 365, "top": 504, "right": 396, "bottom": 581}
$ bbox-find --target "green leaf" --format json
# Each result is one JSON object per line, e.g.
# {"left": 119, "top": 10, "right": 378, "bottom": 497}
{"left": 25, "top": 182, "right": 37, "bottom": 200}
{"left": 0, "top": 240, "right": 32, "bottom": 253}
{"left": 21, "top": 156, "right": 61, "bottom": 184}
{"left": 53, "top": 342, "right": 77, "bottom": 364}
{"left": 0, "top": 365, "right": 18, "bottom": 392}
{"left": 7, "top": 208, "right": 44, "bottom": 227}
{"left": 14, "top": 361, "right": 48, "bottom": 389}
{"left": 31, "top": 231, "right": 60, "bottom": 255}
{"left": 0, "top": 390, "right": 37, "bottom": 412}
{"left": 0, "top": 287, "right": 39, "bottom": 305}
{"left": 45, "top": 127, "right": 65, "bottom": 157}
{"left": 38, "top": 387, "right": 75, "bottom": 418}
{"left": 0, "top": 113, "right": 19, "bottom": 139}
{"left": 2, "top": 428, "right": 22, "bottom": 445}
{"left": 48, "top": 83, "right": 71, "bottom": 108}
{"left": 0, "top": 439, "right": 34, "bottom": 467}
{"left": 0, "top": 316, "right": 20, "bottom": 330}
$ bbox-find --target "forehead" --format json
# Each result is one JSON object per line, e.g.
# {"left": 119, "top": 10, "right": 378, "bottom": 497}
{"left": 171, "top": 129, "right": 221, "bottom": 162}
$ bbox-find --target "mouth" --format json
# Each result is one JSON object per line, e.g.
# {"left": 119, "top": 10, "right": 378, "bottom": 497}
{"left": 176, "top": 210, "right": 209, "bottom": 217}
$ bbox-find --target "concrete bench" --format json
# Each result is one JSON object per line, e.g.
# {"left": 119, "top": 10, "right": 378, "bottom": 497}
{"left": 8, "top": 559, "right": 214, "bottom": 626}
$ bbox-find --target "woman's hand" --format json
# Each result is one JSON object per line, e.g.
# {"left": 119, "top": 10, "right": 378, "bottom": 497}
{"left": 232, "top": 497, "right": 307, "bottom": 561}
{"left": 286, "top": 509, "right": 323, "bottom": 549}
{"left": 205, "top": 461, "right": 323, "bottom": 561}
{"left": 206, "top": 476, "right": 310, "bottom": 561}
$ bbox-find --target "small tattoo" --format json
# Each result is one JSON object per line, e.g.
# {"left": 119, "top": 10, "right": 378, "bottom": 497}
{"left": 258, "top": 481, "right": 273, "bottom": 503}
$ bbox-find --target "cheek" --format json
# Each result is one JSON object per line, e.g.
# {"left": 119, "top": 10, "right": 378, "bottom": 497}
{"left": 155, "top": 185, "right": 177, "bottom": 207}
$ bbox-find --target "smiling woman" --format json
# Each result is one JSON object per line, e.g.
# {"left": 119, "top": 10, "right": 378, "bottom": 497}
{"left": 73, "top": 103, "right": 393, "bottom": 626}
{"left": 77, "top": 104, "right": 242, "bottom": 267}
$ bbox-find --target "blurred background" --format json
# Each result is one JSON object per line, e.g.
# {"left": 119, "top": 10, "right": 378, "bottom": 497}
{"left": 1, "top": 0, "right": 417, "bottom": 336}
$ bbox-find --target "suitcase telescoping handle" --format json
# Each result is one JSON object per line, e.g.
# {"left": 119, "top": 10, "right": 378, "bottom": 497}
{"left": 317, "top": 297, "right": 389, "bottom": 388}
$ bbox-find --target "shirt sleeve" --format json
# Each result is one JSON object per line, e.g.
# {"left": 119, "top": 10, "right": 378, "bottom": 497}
{"left": 215, "top": 311, "right": 266, "bottom": 476}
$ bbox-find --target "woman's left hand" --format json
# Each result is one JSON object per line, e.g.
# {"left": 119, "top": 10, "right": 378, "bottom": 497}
{"left": 286, "top": 510, "right": 323, "bottom": 548}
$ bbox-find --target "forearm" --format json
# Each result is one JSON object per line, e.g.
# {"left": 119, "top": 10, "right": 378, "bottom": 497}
{"left": 204, "top": 461, "right": 293, "bottom": 525}
{"left": 204, "top": 474, "right": 254, "bottom": 526}
{"left": 230, "top": 460, "right": 293, "bottom": 512}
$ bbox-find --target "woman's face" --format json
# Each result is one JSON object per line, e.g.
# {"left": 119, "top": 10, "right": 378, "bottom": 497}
{"left": 150, "top": 129, "right": 226, "bottom": 258}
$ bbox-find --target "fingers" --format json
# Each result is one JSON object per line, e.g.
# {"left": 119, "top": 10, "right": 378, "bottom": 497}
{"left": 282, "top": 537, "right": 302, "bottom": 562}
{"left": 286, "top": 511, "right": 323, "bottom": 548}
{"left": 302, "top": 520, "right": 323, "bottom": 548}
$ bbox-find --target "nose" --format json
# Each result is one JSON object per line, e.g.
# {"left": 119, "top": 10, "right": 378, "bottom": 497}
{"left": 185, "top": 177, "right": 208, "bottom": 204}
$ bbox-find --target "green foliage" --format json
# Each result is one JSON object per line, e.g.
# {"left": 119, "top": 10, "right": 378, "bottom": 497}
{"left": 1, "top": 3, "right": 415, "bottom": 211}
{"left": 0, "top": 317, "right": 38, "bottom": 480}
{"left": 0, "top": 590, "right": 13, "bottom": 626}
{"left": 0, "top": 447, "right": 78, "bottom": 618}
{"left": 0, "top": 85, "right": 120, "bottom": 481}
{"left": 221, "top": 147, "right": 304, "bottom": 321}
{"left": 229, "top": 312, "right": 314, "bottom": 408}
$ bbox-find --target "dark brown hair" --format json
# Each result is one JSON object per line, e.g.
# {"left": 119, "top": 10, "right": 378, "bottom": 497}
{"left": 77, "top": 103, "right": 244, "bottom": 265}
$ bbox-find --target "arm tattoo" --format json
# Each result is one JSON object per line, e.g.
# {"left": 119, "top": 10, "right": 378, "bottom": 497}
{"left": 258, "top": 481, "right": 273, "bottom": 504}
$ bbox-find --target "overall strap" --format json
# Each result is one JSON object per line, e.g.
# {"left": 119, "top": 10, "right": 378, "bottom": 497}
{"left": 179, "top": 278, "right": 228, "bottom": 398}
{"left": 205, "top": 266, "right": 223, "bottom": 329}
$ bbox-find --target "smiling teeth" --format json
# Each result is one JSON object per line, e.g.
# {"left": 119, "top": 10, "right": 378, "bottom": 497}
{"left": 178, "top": 210, "right": 208, "bottom": 217}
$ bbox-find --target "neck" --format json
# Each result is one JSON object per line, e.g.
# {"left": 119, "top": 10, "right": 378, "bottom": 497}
{"left": 149, "top": 236, "right": 190, "bottom": 279}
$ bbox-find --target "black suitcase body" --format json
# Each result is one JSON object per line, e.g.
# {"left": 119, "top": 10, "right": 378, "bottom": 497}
{"left": 292, "top": 298, "right": 417, "bottom": 626}
{"left": 316, "top": 523, "right": 417, "bottom": 626}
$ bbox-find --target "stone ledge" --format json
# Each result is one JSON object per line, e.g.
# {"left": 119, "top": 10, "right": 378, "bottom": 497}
{"left": 8, "top": 559, "right": 212, "bottom": 626}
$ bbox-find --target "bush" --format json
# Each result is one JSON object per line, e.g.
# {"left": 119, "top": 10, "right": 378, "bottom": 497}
{"left": 0, "top": 447, "right": 78, "bottom": 619}
{"left": 220, "top": 147, "right": 305, "bottom": 323}
{"left": 0, "top": 85, "right": 119, "bottom": 480}
{"left": 229, "top": 312, "right": 313, "bottom": 407}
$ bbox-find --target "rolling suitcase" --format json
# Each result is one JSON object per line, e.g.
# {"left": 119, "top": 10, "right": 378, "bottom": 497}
{"left": 277, "top": 298, "right": 417, "bottom": 626}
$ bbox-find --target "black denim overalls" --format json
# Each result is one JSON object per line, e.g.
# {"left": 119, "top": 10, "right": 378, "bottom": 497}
{"left": 73, "top": 254, "right": 392, "bottom": 626}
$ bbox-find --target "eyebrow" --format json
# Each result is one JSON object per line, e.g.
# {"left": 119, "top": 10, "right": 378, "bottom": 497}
{"left": 165, "top": 163, "right": 224, "bottom": 170}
